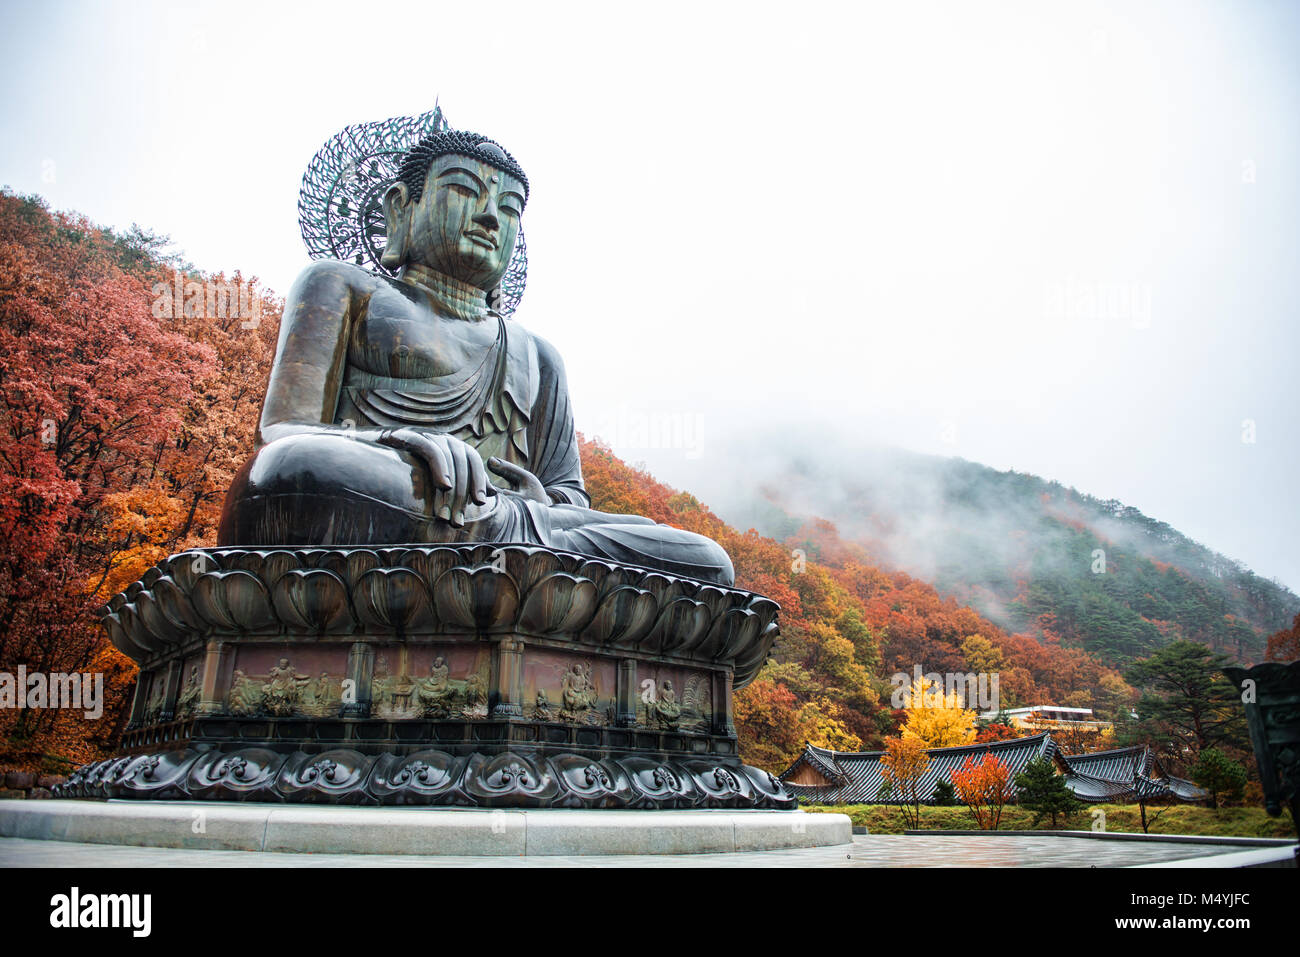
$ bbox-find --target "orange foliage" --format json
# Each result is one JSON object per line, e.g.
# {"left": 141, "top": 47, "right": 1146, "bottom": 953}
{"left": 1265, "top": 613, "right": 1300, "bottom": 663}
{"left": 950, "top": 753, "right": 1013, "bottom": 829}
{"left": 975, "top": 722, "right": 1022, "bottom": 744}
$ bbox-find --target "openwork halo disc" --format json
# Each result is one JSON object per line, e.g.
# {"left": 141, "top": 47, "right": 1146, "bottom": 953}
{"left": 297, "top": 106, "right": 528, "bottom": 317}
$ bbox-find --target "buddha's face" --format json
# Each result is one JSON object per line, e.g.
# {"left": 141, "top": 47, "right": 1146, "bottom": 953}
{"left": 388, "top": 153, "right": 524, "bottom": 290}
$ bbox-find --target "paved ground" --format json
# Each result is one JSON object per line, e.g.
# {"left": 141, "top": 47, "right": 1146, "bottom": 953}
{"left": 0, "top": 833, "right": 1280, "bottom": 867}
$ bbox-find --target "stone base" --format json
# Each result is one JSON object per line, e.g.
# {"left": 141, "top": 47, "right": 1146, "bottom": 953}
{"left": 0, "top": 800, "right": 850, "bottom": 856}
{"left": 55, "top": 747, "right": 796, "bottom": 810}
{"left": 85, "top": 544, "right": 793, "bottom": 810}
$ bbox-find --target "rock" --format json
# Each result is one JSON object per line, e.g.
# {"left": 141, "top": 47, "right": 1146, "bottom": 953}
{"left": 0, "top": 788, "right": 26, "bottom": 800}
{"left": 28, "top": 787, "right": 52, "bottom": 799}
{"left": 36, "top": 774, "right": 66, "bottom": 789}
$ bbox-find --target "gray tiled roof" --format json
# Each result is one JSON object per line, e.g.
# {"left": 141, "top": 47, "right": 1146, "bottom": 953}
{"left": 779, "top": 733, "right": 1057, "bottom": 805}
{"left": 779, "top": 734, "right": 1209, "bottom": 805}
{"left": 1062, "top": 745, "right": 1152, "bottom": 783}
{"left": 1062, "top": 746, "right": 1208, "bottom": 803}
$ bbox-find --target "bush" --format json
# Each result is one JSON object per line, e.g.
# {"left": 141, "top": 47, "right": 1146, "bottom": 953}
{"left": 931, "top": 777, "right": 957, "bottom": 806}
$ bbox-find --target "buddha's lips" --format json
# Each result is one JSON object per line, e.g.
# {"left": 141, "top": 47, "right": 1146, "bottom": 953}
{"left": 465, "top": 230, "right": 497, "bottom": 249}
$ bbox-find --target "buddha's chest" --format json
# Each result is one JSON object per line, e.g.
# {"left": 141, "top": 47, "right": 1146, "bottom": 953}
{"left": 348, "top": 296, "right": 500, "bottom": 380}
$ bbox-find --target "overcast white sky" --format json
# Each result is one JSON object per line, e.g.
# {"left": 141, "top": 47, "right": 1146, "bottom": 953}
{"left": 2, "top": 0, "right": 1297, "bottom": 590}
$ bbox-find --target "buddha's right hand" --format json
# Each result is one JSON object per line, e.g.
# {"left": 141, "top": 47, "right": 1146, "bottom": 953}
{"left": 375, "top": 427, "right": 489, "bottom": 528}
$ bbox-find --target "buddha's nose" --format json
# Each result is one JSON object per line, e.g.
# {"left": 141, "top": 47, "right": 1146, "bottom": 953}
{"left": 472, "top": 205, "right": 499, "bottom": 233}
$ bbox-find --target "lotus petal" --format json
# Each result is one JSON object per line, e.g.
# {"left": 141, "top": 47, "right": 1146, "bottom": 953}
{"left": 642, "top": 597, "right": 712, "bottom": 656}
{"left": 192, "top": 570, "right": 278, "bottom": 632}
{"left": 432, "top": 565, "right": 520, "bottom": 631}
{"left": 355, "top": 566, "right": 435, "bottom": 633}
{"left": 518, "top": 572, "right": 598, "bottom": 636}
{"left": 165, "top": 550, "right": 222, "bottom": 593}
{"left": 581, "top": 586, "right": 658, "bottom": 649}
{"left": 152, "top": 576, "right": 205, "bottom": 632}
{"left": 272, "top": 568, "right": 354, "bottom": 633}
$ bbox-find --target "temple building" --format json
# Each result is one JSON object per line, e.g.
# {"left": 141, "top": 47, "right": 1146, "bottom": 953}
{"left": 778, "top": 733, "right": 1207, "bottom": 805}
{"left": 978, "top": 705, "right": 1113, "bottom": 733}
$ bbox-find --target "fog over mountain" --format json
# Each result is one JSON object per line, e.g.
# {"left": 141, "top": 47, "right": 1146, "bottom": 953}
{"left": 613, "top": 426, "right": 1299, "bottom": 663}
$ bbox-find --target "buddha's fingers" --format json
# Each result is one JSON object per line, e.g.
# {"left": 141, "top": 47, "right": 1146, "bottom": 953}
{"left": 487, "top": 457, "right": 548, "bottom": 504}
{"left": 379, "top": 427, "right": 453, "bottom": 490}
{"left": 449, "top": 441, "right": 469, "bottom": 527}
{"left": 467, "top": 449, "right": 489, "bottom": 506}
{"left": 417, "top": 437, "right": 454, "bottom": 492}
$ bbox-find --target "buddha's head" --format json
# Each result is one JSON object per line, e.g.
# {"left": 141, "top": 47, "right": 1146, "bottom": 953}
{"left": 382, "top": 130, "right": 528, "bottom": 291}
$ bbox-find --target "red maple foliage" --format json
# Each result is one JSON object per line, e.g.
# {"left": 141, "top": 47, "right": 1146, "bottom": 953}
{"left": 0, "top": 192, "right": 279, "bottom": 771}
{"left": 1265, "top": 612, "right": 1300, "bottom": 663}
{"left": 950, "top": 752, "right": 1013, "bottom": 829}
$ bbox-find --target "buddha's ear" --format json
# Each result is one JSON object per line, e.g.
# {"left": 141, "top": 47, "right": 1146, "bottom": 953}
{"left": 380, "top": 182, "right": 411, "bottom": 269}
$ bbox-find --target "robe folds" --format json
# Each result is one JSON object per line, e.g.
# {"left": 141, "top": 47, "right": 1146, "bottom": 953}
{"left": 218, "top": 313, "right": 733, "bottom": 585}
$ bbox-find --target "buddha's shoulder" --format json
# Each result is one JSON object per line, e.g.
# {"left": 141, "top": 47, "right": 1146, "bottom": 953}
{"left": 289, "top": 259, "right": 389, "bottom": 298}
{"left": 510, "top": 321, "right": 567, "bottom": 374}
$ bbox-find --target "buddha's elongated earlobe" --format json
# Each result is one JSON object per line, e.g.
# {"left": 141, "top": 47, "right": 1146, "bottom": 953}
{"left": 380, "top": 182, "right": 411, "bottom": 269}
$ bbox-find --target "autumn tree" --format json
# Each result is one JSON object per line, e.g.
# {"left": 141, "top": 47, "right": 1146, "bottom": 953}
{"left": 1050, "top": 724, "right": 1116, "bottom": 755}
{"left": 951, "top": 753, "right": 1013, "bottom": 829}
{"left": 975, "top": 720, "right": 1021, "bottom": 744}
{"left": 881, "top": 734, "right": 930, "bottom": 829}
{"left": 960, "top": 633, "right": 1006, "bottom": 676}
{"left": 899, "top": 676, "right": 977, "bottom": 749}
{"left": 731, "top": 678, "right": 807, "bottom": 772}
{"left": 1265, "top": 612, "right": 1300, "bottom": 663}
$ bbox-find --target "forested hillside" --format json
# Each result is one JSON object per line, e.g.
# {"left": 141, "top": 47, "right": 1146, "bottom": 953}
{"left": 579, "top": 441, "right": 1133, "bottom": 771}
{"left": 730, "top": 448, "right": 1298, "bottom": 666}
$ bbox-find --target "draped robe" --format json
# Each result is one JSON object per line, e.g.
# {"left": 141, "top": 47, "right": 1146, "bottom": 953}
{"left": 218, "top": 281, "right": 733, "bottom": 586}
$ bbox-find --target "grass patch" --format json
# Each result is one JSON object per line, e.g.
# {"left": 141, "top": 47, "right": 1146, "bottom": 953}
{"left": 802, "top": 802, "right": 1298, "bottom": 838}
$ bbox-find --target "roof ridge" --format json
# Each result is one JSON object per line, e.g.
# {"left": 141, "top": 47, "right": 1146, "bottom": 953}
{"left": 1064, "top": 744, "right": 1148, "bottom": 760}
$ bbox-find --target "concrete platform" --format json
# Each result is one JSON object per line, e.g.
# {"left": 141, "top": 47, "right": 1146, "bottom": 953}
{"left": 3, "top": 832, "right": 1292, "bottom": 868}
{"left": 0, "top": 800, "right": 850, "bottom": 857}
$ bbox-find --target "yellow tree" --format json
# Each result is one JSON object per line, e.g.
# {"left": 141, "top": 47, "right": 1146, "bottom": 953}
{"left": 881, "top": 735, "right": 930, "bottom": 829}
{"left": 900, "top": 676, "right": 977, "bottom": 748}
{"left": 960, "top": 633, "right": 1006, "bottom": 675}
{"left": 799, "top": 697, "right": 864, "bottom": 752}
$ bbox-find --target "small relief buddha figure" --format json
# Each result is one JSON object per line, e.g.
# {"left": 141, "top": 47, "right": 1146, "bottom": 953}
{"left": 461, "top": 673, "right": 487, "bottom": 718}
{"left": 227, "top": 670, "right": 260, "bottom": 716}
{"left": 176, "top": 665, "right": 201, "bottom": 718}
{"left": 531, "top": 688, "right": 554, "bottom": 721}
{"left": 415, "top": 657, "right": 454, "bottom": 718}
{"left": 651, "top": 680, "right": 681, "bottom": 731}
{"left": 559, "top": 662, "right": 599, "bottom": 722}
{"left": 262, "top": 657, "right": 309, "bottom": 716}
{"left": 144, "top": 675, "right": 166, "bottom": 723}
{"left": 216, "top": 129, "right": 733, "bottom": 586}
{"left": 302, "top": 672, "right": 334, "bottom": 714}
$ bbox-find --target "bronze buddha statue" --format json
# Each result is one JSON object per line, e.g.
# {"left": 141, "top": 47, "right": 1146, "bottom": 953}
{"left": 218, "top": 130, "right": 733, "bottom": 585}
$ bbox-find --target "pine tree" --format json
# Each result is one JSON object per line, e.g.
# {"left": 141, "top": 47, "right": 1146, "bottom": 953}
{"left": 1190, "top": 748, "right": 1247, "bottom": 809}
{"left": 1013, "top": 756, "right": 1082, "bottom": 827}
